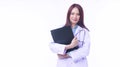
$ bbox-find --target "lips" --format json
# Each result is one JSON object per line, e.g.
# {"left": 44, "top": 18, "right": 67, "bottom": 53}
{"left": 72, "top": 19, "right": 78, "bottom": 21}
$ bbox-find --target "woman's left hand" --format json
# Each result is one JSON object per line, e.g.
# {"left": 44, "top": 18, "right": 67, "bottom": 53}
{"left": 57, "top": 54, "right": 70, "bottom": 59}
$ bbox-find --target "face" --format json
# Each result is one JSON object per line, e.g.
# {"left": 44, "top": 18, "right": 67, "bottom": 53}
{"left": 70, "top": 7, "right": 80, "bottom": 25}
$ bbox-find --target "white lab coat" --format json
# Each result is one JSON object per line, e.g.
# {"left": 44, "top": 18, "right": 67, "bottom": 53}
{"left": 49, "top": 26, "right": 90, "bottom": 67}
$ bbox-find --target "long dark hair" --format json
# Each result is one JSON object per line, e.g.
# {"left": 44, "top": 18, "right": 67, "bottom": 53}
{"left": 64, "top": 3, "right": 89, "bottom": 31}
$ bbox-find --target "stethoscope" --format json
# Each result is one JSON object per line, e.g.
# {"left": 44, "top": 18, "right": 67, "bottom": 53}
{"left": 75, "top": 29, "right": 86, "bottom": 47}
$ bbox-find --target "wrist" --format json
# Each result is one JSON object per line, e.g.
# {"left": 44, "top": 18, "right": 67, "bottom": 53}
{"left": 65, "top": 44, "right": 73, "bottom": 50}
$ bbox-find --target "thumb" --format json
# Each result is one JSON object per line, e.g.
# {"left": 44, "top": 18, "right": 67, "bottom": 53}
{"left": 74, "top": 36, "right": 77, "bottom": 40}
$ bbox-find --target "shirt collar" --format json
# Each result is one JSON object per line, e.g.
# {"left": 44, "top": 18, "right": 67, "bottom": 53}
{"left": 74, "top": 25, "right": 83, "bottom": 36}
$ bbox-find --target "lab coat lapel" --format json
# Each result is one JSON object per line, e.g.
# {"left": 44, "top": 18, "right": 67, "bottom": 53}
{"left": 74, "top": 26, "right": 83, "bottom": 36}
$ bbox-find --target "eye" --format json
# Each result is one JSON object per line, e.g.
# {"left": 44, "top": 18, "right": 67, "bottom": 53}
{"left": 71, "top": 12, "right": 74, "bottom": 15}
{"left": 76, "top": 13, "right": 80, "bottom": 16}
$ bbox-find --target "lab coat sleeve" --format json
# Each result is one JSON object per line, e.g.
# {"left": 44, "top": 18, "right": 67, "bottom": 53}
{"left": 68, "top": 29, "right": 90, "bottom": 62}
{"left": 49, "top": 42, "right": 66, "bottom": 55}
{"left": 49, "top": 34, "right": 66, "bottom": 55}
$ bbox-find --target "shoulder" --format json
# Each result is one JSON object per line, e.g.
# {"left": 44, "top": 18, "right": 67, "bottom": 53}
{"left": 83, "top": 28, "right": 89, "bottom": 33}
{"left": 77, "top": 26, "right": 89, "bottom": 33}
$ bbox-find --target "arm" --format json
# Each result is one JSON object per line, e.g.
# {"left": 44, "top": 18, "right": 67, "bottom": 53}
{"left": 49, "top": 36, "right": 79, "bottom": 55}
{"left": 68, "top": 29, "right": 90, "bottom": 62}
{"left": 57, "top": 37, "right": 79, "bottom": 59}
{"left": 49, "top": 42, "right": 67, "bottom": 55}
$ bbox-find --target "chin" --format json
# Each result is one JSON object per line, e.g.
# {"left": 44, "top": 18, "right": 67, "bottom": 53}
{"left": 72, "top": 22, "right": 78, "bottom": 24}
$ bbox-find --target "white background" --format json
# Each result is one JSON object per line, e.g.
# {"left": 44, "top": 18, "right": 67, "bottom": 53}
{"left": 0, "top": 0, "right": 120, "bottom": 67}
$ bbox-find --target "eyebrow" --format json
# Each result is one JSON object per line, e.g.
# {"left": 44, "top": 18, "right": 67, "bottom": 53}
{"left": 71, "top": 12, "right": 79, "bottom": 14}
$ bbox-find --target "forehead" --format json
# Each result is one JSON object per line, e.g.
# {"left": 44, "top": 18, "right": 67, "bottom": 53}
{"left": 71, "top": 7, "right": 79, "bottom": 13}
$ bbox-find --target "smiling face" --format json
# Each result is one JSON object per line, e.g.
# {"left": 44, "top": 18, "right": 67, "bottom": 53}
{"left": 65, "top": 4, "right": 88, "bottom": 30}
{"left": 70, "top": 7, "right": 80, "bottom": 26}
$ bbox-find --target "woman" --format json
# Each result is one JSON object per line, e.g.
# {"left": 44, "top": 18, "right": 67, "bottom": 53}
{"left": 49, "top": 3, "right": 90, "bottom": 67}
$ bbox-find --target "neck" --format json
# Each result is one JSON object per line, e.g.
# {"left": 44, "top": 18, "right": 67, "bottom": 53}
{"left": 71, "top": 24, "right": 76, "bottom": 28}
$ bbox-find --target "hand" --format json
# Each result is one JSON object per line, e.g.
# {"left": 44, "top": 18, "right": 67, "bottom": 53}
{"left": 70, "top": 37, "right": 79, "bottom": 48}
{"left": 57, "top": 54, "right": 70, "bottom": 59}
{"left": 65, "top": 37, "right": 78, "bottom": 50}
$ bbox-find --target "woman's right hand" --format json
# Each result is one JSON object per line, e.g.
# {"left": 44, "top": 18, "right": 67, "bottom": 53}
{"left": 71, "top": 37, "right": 79, "bottom": 47}
{"left": 65, "top": 37, "right": 78, "bottom": 50}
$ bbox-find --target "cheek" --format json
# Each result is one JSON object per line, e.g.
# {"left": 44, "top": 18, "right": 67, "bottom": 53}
{"left": 69, "top": 15, "right": 73, "bottom": 20}
{"left": 70, "top": 15, "right": 73, "bottom": 18}
{"left": 77, "top": 16, "right": 80, "bottom": 20}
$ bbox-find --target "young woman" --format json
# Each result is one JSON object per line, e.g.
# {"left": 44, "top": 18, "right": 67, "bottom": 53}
{"left": 49, "top": 3, "right": 90, "bottom": 67}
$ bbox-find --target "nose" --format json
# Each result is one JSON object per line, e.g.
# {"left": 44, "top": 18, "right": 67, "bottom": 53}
{"left": 73, "top": 14, "right": 77, "bottom": 18}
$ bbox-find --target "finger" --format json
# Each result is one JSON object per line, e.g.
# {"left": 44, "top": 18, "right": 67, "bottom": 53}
{"left": 77, "top": 39, "right": 79, "bottom": 42}
{"left": 74, "top": 37, "right": 77, "bottom": 40}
